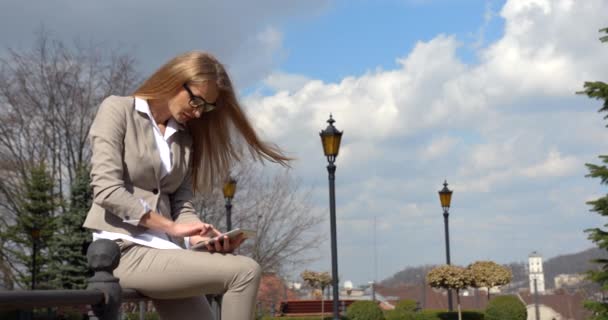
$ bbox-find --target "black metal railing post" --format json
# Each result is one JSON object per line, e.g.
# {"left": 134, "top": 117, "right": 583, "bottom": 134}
{"left": 86, "top": 239, "right": 122, "bottom": 320}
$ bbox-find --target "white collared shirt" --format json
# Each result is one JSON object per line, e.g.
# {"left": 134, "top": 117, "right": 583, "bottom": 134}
{"left": 93, "top": 97, "right": 185, "bottom": 250}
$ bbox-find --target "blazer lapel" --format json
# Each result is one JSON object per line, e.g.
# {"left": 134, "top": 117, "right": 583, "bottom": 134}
{"left": 134, "top": 108, "right": 162, "bottom": 182}
{"left": 169, "top": 131, "right": 191, "bottom": 180}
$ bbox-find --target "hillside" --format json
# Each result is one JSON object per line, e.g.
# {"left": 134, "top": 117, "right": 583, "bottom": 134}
{"left": 380, "top": 247, "right": 607, "bottom": 290}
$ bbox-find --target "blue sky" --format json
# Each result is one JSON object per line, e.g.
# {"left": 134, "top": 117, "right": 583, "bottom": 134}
{"left": 280, "top": 0, "right": 506, "bottom": 81}
{"left": 1, "top": 0, "right": 608, "bottom": 287}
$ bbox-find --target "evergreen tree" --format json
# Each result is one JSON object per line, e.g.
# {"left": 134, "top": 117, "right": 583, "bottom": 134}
{"left": 49, "top": 164, "right": 92, "bottom": 289}
{"left": 580, "top": 27, "right": 608, "bottom": 318}
{"left": 2, "top": 162, "right": 58, "bottom": 289}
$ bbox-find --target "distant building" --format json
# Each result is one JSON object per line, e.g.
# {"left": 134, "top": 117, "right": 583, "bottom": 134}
{"left": 554, "top": 274, "right": 585, "bottom": 289}
{"left": 519, "top": 291, "right": 591, "bottom": 320}
{"left": 529, "top": 251, "right": 546, "bottom": 294}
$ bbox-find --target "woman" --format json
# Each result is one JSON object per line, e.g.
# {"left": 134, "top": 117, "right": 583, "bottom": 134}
{"left": 83, "top": 51, "right": 290, "bottom": 320}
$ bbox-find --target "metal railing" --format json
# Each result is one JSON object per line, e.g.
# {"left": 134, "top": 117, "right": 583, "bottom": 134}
{"left": 0, "top": 239, "right": 149, "bottom": 320}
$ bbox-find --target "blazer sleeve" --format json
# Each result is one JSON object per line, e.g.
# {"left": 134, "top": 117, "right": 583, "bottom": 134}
{"left": 89, "top": 96, "right": 148, "bottom": 222}
{"left": 170, "top": 172, "right": 202, "bottom": 224}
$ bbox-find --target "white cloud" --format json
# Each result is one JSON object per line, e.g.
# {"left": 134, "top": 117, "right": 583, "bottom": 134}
{"left": 264, "top": 72, "right": 313, "bottom": 93}
{"left": 522, "top": 150, "right": 579, "bottom": 178}
{"left": 420, "top": 136, "right": 461, "bottom": 160}
{"left": 242, "top": 0, "right": 608, "bottom": 284}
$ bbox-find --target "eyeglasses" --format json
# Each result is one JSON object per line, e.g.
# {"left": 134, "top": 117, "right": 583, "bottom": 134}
{"left": 183, "top": 84, "right": 217, "bottom": 113}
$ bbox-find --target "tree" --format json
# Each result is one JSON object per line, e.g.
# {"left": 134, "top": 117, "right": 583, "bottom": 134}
{"left": 579, "top": 27, "right": 608, "bottom": 319}
{"left": 192, "top": 165, "right": 324, "bottom": 274}
{"left": 426, "top": 265, "right": 473, "bottom": 320}
{"left": 48, "top": 165, "right": 92, "bottom": 289}
{"left": 1, "top": 163, "right": 58, "bottom": 289}
{"left": 0, "top": 30, "right": 139, "bottom": 288}
{"left": 300, "top": 270, "right": 331, "bottom": 299}
{"left": 467, "top": 261, "right": 512, "bottom": 300}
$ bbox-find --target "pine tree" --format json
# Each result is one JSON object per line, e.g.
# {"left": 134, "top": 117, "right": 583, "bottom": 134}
{"left": 49, "top": 164, "right": 92, "bottom": 289}
{"left": 580, "top": 27, "right": 608, "bottom": 318}
{"left": 2, "top": 162, "right": 58, "bottom": 289}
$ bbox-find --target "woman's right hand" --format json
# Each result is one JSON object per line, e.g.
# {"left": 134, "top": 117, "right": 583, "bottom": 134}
{"left": 140, "top": 211, "right": 220, "bottom": 237}
{"left": 167, "top": 221, "right": 220, "bottom": 238}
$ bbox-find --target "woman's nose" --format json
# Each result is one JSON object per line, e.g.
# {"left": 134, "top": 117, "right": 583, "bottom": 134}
{"left": 193, "top": 108, "right": 203, "bottom": 118}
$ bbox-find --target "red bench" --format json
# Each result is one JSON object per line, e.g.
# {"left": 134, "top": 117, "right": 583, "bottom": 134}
{"left": 279, "top": 299, "right": 358, "bottom": 316}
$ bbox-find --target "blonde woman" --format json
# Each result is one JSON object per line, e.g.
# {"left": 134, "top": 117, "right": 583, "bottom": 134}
{"left": 83, "top": 51, "right": 289, "bottom": 319}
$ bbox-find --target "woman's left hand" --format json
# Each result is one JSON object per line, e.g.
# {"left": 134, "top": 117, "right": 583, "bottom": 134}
{"left": 190, "top": 234, "right": 245, "bottom": 253}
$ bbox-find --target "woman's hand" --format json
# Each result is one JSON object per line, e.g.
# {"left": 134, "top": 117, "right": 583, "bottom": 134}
{"left": 168, "top": 221, "right": 220, "bottom": 238}
{"left": 190, "top": 233, "right": 246, "bottom": 253}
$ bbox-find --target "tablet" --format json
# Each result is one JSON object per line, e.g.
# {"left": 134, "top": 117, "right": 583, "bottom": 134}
{"left": 190, "top": 228, "right": 255, "bottom": 250}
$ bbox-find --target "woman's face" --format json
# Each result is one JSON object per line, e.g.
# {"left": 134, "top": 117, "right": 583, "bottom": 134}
{"left": 168, "top": 80, "right": 220, "bottom": 124}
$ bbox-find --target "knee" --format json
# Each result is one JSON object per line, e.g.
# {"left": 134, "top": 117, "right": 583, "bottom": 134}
{"left": 233, "top": 256, "right": 262, "bottom": 286}
{"left": 242, "top": 256, "right": 262, "bottom": 281}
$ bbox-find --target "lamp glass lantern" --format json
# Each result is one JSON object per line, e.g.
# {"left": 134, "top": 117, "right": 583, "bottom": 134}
{"left": 222, "top": 178, "right": 237, "bottom": 199}
{"left": 319, "top": 115, "right": 343, "bottom": 161}
{"left": 438, "top": 180, "right": 453, "bottom": 211}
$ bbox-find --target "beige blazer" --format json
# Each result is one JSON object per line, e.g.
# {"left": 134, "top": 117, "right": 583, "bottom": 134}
{"left": 83, "top": 95, "right": 201, "bottom": 246}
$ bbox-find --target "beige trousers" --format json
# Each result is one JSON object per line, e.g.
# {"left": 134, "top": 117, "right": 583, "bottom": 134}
{"left": 114, "top": 241, "right": 262, "bottom": 320}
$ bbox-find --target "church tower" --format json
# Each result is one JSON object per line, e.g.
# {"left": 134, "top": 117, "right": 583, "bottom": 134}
{"left": 529, "top": 251, "right": 545, "bottom": 293}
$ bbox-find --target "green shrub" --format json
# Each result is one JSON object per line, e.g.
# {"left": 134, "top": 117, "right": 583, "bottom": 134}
{"left": 262, "top": 316, "right": 348, "bottom": 320}
{"left": 485, "top": 295, "right": 526, "bottom": 320}
{"left": 437, "top": 311, "right": 484, "bottom": 320}
{"left": 394, "top": 299, "right": 418, "bottom": 313}
{"left": 384, "top": 309, "right": 416, "bottom": 320}
{"left": 346, "top": 301, "right": 385, "bottom": 320}
{"left": 411, "top": 310, "right": 484, "bottom": 320}
{"left": 123, "top": 312, "right": 160, "bottom": 320}
{"left": 413, "top": 311, "right": 441, "bottom": 320}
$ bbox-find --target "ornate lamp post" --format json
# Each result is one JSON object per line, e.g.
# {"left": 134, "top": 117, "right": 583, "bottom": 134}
{"left": 438, "top": 180, "right": 454, "bottom": 311}
{"left": 319, "top": 114, "right": 343, "bottom": 320}
{"left": 223, "top": 177, "right": 237, "bottom": 230}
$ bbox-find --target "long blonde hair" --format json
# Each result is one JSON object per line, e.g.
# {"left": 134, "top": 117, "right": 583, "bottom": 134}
{"left": 134, "top": 51, "right": 290, "bottom": 192}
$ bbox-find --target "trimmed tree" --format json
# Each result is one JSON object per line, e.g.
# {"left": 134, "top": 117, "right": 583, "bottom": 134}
{"left": 426, "top": 265, "right": 472, "bottom": 320}
{"left": 579, "top": 27, "right": 608, "bottom": 319}
{"left": 301, "top": 270, "right": 332, "bottom": 315}
{"left": 301, "top": 270, "right": 331, "bottom": 298}
{"left": 468, "top": 261, "right": 512, "bottom": 300}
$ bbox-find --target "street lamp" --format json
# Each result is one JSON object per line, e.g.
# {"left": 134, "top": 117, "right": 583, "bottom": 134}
{"left": 319, "top": 114, "right": 343, "bottom": 320}
{"left": 30, "top": 225, "right": 40, "bottom": 290}
{"left": 438, "top": 180, "right": 454, "bottom": 311}
{"left": 223, "top": 177, "right": 237, "bottom": 230}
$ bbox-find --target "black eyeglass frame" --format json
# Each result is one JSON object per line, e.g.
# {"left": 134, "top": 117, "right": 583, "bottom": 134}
{"left": 183, "top": 84, "right": 217, "bottom": 113}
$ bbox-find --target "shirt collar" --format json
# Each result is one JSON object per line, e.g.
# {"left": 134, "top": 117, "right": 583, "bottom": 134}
{"left": 134, "top": 97, "right": 185, "bottom": 131}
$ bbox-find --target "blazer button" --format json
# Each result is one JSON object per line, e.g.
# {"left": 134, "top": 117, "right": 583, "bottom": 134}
{"left": 152, "top": 188, "right": 159, "bottom": 195}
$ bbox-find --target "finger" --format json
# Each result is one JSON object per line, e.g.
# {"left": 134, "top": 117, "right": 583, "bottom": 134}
{"left": 206, "top": 244, "right": 215, "bottom": 252}
{"left": 210, "top": 226, "right": 222, "bottom": 236}
{"left": 214, "top": 237, "right": 223, "bottom": 252}
{"left": 201, "top": 226, "right": 219, "bottom": 237}
{"left": 223, "top": 236, "right": 230, "bottom": 252}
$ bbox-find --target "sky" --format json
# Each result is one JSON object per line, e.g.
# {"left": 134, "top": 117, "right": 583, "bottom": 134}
{"left": 1, "top": 0, "right": 608, "bottom": 287}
